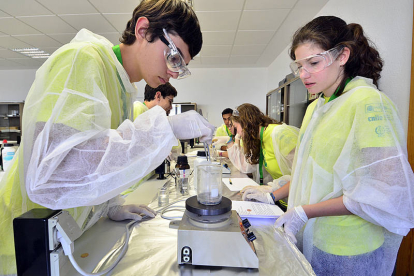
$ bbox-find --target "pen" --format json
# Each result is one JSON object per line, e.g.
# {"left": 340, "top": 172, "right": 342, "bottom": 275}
{"left": 229, "top": 178, "right": 233, "bottom": 185}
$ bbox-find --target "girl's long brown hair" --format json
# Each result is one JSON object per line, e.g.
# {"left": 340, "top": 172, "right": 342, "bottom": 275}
{"left": 232, "top": 103, "right": 279, "bottom": 164}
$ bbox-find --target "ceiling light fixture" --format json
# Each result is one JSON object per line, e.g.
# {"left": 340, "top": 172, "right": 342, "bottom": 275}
{"left": 12, "top": 48, "right": 50, "bottom": 59}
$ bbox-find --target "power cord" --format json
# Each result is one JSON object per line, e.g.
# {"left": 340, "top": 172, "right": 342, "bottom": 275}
{"left": 58, "top": 220, "right": 137, "bottom": 276}
{"left": 157, "top": 198, "right": 187, "bottom": 220}
{"left": 160, "top": 205, "right": 186, "bottom": 220}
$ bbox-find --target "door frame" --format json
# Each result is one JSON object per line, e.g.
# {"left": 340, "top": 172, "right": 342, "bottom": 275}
{"left": 395, "top": 6, "right": 414, "bottom": 275}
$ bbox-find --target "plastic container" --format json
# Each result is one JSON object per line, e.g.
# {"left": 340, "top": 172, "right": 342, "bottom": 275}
{"left": 175, "top": 156, "right": 190, "bottom": 195}
{"left": 2, "top": 143, "right": 16, "bottom": 171}
{"left": 197, "top": 164, "right": 222, "bottom": 205}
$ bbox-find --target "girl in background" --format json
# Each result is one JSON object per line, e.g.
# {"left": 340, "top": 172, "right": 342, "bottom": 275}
{"left": 232, "top": 103, "right": 298, "bottom": 207}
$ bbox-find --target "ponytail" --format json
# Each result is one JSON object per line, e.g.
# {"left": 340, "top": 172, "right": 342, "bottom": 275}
{"left": 342, "top": 23, "right": 383, "bottom": 87}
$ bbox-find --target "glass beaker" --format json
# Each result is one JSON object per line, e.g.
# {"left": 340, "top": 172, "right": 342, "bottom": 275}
{"left": 210, "top": 145, "right": 218, "bottom": 160}
{"left": 158, "top": 187, "right": 169, "bottom": 207}
{"left": 197, "top": 164, "right": 222, "bottom": 205}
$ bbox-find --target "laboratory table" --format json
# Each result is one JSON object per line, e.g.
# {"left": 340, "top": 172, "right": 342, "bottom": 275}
{"left": 57, "top": 149, "right": 315, "bottom": 276}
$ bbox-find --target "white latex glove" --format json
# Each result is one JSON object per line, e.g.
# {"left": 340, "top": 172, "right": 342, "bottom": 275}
{"left": 107, "top": 204, "right": 157, "bottom": 221}
{"left": 268, "top": 175, "right": 291, "bottom": 191}
{"left": 240, "top": 176, "right": 290, "bottom": 196}
{"left": 241, "top": 189, "right": 274, "bottom": 205}
{"left": 168, "top": 110, "right": 215, "bottom": 143}
{"left": 274, "top": 206, "right": 308, "bottom": 244}
{"left": 212, "top": 136, "right": 231, "bottom": 150}
{"left": 212, "top": 136, "right": 230, "bottom": 144}
{"left": 240, "top": 185, "right": 273, "bottom": 195}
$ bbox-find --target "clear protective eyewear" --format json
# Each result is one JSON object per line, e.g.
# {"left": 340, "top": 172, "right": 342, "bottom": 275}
{"left": 290, "top": 47, "right": 343, "bottom": 77}
{"left": 232, "top": 109, "right": 240, "bottom": 117}
{"left": 159, "top": 29, "right": 191, "bottom": 79}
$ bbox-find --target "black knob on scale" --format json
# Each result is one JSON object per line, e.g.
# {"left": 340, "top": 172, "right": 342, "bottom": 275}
{"left": 247, "top": 232, "right": 257, "bottom": 242}
{"left": 242, "top": 218, "right": 251, "bottom": 229}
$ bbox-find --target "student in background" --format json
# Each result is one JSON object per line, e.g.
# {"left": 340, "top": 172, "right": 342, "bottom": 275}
{"left": 123, "top": 83, "right": 180, "bottom": 195}
{"left": 232, "top": 103, "right": 298, "bottom": 208}
{"left": 134, "top": 83, "right": 182, "bottom": 159}
{"left": 134, "top": 83, "right": 177, "bottom": 118}
{"left": 214, "top": 108, "right": 234, "bottom": 150}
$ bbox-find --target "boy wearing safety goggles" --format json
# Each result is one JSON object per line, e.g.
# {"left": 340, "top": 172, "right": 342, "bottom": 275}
{"left": 0, "top": 1, "right": 215, "bottom": 275}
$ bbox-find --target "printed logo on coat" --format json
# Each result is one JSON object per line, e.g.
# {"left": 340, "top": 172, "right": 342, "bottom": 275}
{"left": 375, "top": 125, "right": 390, "bottom": 137}
{"left": 365, "top": 103, "right": 392, "bottom": 113}
{"left": 365, "top": 104, "right": 393, "bottom": 122}
{"left": 368, "top": 115, "right": 383, "bottom": 122}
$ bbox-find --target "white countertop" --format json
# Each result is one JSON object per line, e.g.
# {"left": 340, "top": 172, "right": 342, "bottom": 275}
{"left": 11, "top": 145, "right": 314, "bottom": 275}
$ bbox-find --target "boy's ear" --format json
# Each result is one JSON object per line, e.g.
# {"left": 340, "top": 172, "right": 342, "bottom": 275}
{"left": 155, "top": 91, "right": 162, "bottom": 101}
{"left": 135, "top": 17, "right": 150, "bottom": 41}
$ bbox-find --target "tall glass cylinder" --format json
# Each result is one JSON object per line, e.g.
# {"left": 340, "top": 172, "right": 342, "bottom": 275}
{"left": 197, "top": 164, "right": 222, "bottom": 205}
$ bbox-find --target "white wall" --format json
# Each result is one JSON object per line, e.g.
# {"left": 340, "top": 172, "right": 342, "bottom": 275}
{"left": 0, "top": 67, "right": 267, "bottom": 128}
{"left": 266, "top": 0, "right": 413, "bottom": 132}
{"left": 0, "top": 69, "right": 36, "bottom": 102}
{"left": 135, "top": 68, "right": 268, "bottom": 127}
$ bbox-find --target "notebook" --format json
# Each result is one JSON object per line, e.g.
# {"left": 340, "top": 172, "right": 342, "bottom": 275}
{"left": 232, "top": 201, "right": 284, "bottom": 218}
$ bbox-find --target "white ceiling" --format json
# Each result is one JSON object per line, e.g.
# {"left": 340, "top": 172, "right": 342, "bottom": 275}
{"left": 0, "top": 0, "right": 328, "bottom": 70}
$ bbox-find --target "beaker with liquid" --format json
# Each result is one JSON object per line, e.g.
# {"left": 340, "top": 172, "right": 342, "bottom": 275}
{"left": 197, "top": 164, "right": 222, "bottom": 205}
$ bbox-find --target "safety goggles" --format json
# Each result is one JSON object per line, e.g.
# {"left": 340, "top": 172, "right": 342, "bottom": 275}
{"left": 290, "top": 47, "right": 343, "bottom": 77}
{"left": 159, "top": 29, "right": 191, "bottom": 79}
{"left": 232, "top": 109, "right": 240, "bottom": 117}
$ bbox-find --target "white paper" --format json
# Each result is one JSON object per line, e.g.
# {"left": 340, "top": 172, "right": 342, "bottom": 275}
{"left": 222, "top": 177, "right": 258, "bottom": 191}
{"left": 232, "top": 201, "right": 284, "bottom": 218}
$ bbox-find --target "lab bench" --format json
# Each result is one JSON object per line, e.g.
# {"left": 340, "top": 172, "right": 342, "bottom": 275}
{"left": 17, "top": 147, "right": 316, "bottom": 276}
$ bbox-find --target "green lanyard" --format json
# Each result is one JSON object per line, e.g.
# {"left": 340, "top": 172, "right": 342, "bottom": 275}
{"left": 112, "top": 44, "right": 129, "bottom": 121}
{"left": 225, "top": 125, "right": 233, "bottom": 139}
{"left": 259, "top": 126, "right": 265, "bottom": 185}
{"left": 327, "top": 77, "right": 352, "bottom": 103}
{"left": 112, "top": 45, "right": 123, "bottom": 65}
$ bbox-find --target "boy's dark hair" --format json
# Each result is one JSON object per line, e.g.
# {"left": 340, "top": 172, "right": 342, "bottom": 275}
{"left": 144, "top": 83, "right": 177, "bottom": 101}
{"left": 222, "top": 108, "right": 233, "bottom": 116}
{"left": 121, "top": 0, "right": 202, "bottom": 59}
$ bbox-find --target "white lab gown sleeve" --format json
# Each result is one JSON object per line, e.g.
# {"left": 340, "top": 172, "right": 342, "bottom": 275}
{"left": 23, "top": 30, "right": 177, "bottom": 210}
{"left": 271, "top": 124, "right": 299, "bottom": 176}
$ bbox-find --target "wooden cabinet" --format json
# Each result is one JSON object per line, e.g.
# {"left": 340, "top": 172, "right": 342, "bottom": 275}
{"left": 0, "top": 102, "right": 24, "bottom": 142}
